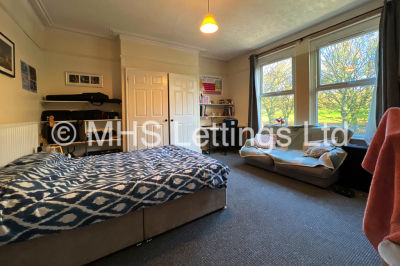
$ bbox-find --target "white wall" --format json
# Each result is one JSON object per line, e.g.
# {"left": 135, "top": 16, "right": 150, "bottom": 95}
{"left": 0, "top": 4, "right": 43, "bottom": 125}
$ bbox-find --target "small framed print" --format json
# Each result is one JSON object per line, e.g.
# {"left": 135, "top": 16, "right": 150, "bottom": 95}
{"left": 66, "top": 72, "right": 103, "bottom": 88}
{"left": 0, "top": 32, "right": 15, "bottom": 78}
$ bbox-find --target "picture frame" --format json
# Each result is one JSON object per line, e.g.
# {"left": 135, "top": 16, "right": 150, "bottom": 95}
{"left": 0, "top": 32, "right": 15, "bottom": 78}
{"left": 200, "top": 75, "right": 222, "bottom": 95}
{"left": 65, "top": 72, "right": 103, "bottom": 88}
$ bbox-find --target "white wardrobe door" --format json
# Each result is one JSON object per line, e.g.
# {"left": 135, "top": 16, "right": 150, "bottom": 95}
{"left": 169, "top": 73, "right": 200, "bottom": 153}
{"left": 126, "top": 69, "right": 169, "bottom": 151}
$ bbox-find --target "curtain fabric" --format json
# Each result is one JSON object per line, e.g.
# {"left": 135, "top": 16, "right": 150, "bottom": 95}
{"left": 375, "top": 0, "right": 400, "bottom": 126}
{"left": 365, "top": 48, "right": 379, "bottom": 145}
{"left": 248, "top": 55, "right": 261, "bottom": 135}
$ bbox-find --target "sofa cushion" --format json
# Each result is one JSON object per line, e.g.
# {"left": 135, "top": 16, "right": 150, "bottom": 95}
{"left": 254, "top": 134, "right": 277, "bottom": 150}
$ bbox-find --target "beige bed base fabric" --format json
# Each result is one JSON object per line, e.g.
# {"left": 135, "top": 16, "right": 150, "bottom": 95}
{"left": 0, "top": 210, "right": 144, "bottom": 266}
{"left": 0, "top": 188, "right": 226, "bottom": 266}
{"left": 144, "top": 188, "right": 227, "bottom": 239}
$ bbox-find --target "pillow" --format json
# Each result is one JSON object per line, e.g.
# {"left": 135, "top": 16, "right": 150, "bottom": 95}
{"left": 254, "top": 134, "right": 277, "bottom": 150}
{"left": 303, "top": 142, "right": 335, "bottom": 158}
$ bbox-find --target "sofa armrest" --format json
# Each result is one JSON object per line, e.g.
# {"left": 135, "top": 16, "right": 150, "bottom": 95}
{"left": 379, "top": 240, "right": 400, "bottom": 266}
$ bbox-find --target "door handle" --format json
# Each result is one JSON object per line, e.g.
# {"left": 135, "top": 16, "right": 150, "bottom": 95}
{"left": 165, "top": 119, "right": 168, "bottom": 122}
{"left": 171, "top": 119, "right": 174, "bottom": 122}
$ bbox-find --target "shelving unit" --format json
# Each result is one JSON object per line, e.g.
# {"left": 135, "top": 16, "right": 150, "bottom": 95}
{"left": 62, "top": 139, "right": 121, "bottom": 147}
{"left": 200, "top": 103, "right": 235, "bottom": 124}
{"left": 200, "top": 116, "right": 232, "bottom": 118}
{"left": 40, "top": 100, "right": 121, "bottom": 105}
{"left": 40, "top": 99, "right": 123, "bottom": 155}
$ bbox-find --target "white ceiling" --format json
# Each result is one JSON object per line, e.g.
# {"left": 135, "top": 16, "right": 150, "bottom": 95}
{"left": 31, "top": 0, "right": 377, "bottom": 61}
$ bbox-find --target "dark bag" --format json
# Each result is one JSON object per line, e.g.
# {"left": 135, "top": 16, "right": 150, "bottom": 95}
{"left": 101, "top": 111, "right": 119, "bottom": 119}
{"left": 108, "top": 99, "right": 122, "bottom": 105}
{"left": 45, "top": 122, "right": 79, "bottom": 144}
{"left": 46, "top": 93, "right": 109, "bottom": 105}
{"left": 70, "top": 110, "right": 103, "bottom": 120}
{"left": 41, "top": 110, "right": 71, "bottom": 121}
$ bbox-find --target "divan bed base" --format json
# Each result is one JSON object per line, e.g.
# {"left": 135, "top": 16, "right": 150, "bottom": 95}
{"left": 0, "top": 188, "right": 227, "bottom": 266}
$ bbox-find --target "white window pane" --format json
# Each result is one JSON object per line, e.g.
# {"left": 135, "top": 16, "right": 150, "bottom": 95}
{"left": 319, "top": 31, "right": 378, "bottom": 85}
{"left": 317, "top": 86, "right": 374, "bottom": 136}
{"left": 262, "top": 58, "right": 292, "bottom": 93}
{"left": 261, "top": 95, "right": 294, "bottom": 125}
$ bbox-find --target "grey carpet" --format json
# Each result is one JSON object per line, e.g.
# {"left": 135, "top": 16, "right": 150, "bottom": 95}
{"left": 89, "top": 152, "right": 380, "bottom": 266}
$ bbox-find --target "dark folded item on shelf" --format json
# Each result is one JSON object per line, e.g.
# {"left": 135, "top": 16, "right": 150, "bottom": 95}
{"left": 41, "top": 110, "right": 71, "bottom": 121}
{"left": 46, "top": 93, "right": 109, "bottom": 104}
{"left": 87, "top": 130, "right": 118, "bottom": 142}
{"left": 45, "top": 93, "right": 122, "bottom": 105}
{"left": 101, "top": 111, "right": 119, "bottom": 119}
{"left": 70, "top": 110, "right": 103, "bottom": 120}
{"left": 108, "top": 99, "right": 122, "bottom": 104}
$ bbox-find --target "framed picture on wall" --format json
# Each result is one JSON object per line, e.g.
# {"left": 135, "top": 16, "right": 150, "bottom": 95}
{"left": 200, "top": 76, "right": 222, "bottom": 95}
{"left": 0, "top": 32, "right": 15, "bottom": 78}
{"left": 65, "top": 72, "right": 103, "bottom": 88}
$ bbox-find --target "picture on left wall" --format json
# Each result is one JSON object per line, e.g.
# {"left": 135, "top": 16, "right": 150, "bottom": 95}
{"left": 0, "top": 32, "right": 15, "bottom": 78}
{"left": 21, "top": 61, "right": 37, "bottom": 93}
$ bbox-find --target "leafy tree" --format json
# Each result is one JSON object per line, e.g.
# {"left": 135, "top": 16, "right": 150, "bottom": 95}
{"left": 318, "top": 32, "right": 378, "bottom": 134}
{"left": 261, "top": 58, "right": 294, "bottom": 125}
{"left": 260, "top": 31, "right": 379, "bottom": 135}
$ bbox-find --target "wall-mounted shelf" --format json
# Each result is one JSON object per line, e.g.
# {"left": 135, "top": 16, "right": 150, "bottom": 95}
{"left": 52, "top": 139, "right": 121, "bottom": 147}
{"left": 200, "top": 116, "right": 233, "bottom": 118}
{"left": 41, "top": 119, "right": 121, "bottom": 124}
{"left": 199, "top": 104, "right": 233, "bottom": 106}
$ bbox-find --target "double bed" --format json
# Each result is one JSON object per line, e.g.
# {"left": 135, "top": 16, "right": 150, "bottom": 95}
{"left": 0, "top": 145, "right": 229, "bottom": 266}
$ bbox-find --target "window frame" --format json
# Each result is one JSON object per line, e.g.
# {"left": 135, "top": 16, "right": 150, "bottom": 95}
{"left": 309, "top": 17, "right": 380, "bottom": 137}
{"left": 258, "top": 46, "right": 296, "bottom": 125}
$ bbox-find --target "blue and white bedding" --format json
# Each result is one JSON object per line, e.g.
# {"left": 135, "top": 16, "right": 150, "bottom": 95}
{"left": 0, "top": 145, "right": 229, "bottom": 246}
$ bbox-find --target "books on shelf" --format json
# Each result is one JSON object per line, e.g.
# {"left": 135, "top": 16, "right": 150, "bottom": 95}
{"left": 200, "top": 95, "right": 210, "bottom": 104}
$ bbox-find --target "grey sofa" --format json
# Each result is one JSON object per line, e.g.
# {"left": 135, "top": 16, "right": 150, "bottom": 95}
{"left": 244, "top": 156, "right": 339, "bottom": 188}
{"left": 242, "top": 125, "right": 352, "bottom": 188}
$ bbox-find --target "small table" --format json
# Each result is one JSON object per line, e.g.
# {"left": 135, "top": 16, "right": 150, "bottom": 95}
{"left": 338, "top": 144, "right": 372, "bottom": 192}
{"left": 201, "top": 125, "right": 247, "bottom": 155}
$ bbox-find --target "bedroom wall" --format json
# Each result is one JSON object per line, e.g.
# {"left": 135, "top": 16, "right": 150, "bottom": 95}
{"left": 0, "top": 3, "right": 44, "bottom": 125}
{"left": 227, "top": 1, "right": 382, "bottom": 127}
{"left": 42, "top": 29, "right": 122, "bottom": 103}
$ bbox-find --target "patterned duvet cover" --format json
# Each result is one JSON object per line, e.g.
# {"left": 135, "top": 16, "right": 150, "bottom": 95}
{"left": 0, "top": 145, "right": 229, "bottom": 246}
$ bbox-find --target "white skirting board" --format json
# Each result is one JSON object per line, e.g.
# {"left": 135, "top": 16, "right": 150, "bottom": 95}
{"left": 0, "top": 122, "right": 39, "bottom": 167}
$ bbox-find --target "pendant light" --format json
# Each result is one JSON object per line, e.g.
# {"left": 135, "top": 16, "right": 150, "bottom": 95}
{"left": 200, "top": 0, "right": 218, "bottom": 34}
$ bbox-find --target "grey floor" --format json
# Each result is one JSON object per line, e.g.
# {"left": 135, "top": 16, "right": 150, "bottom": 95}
{"left": 89, "top": 152, "right": 380, "bottom": 266}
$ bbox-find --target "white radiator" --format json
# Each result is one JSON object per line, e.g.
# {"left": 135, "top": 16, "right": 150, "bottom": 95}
{"left": 0, "top": 122, "right": 39, "bottom": 167}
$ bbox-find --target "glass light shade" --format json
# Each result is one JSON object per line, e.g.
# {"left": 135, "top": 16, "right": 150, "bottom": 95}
{"left": 200, "top": 14, "right": 218, "bottom": 33}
